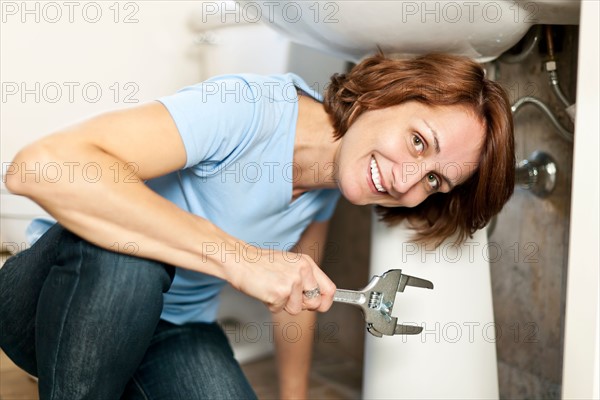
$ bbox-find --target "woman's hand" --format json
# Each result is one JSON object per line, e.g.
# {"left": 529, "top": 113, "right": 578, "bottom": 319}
{"left": 227, "top": 246, "right": 335, "bottom": 315}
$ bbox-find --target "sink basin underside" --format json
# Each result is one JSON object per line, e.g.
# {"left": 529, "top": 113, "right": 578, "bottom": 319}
{"left": 246, "top": 0, "right": 580, "bottom": 62}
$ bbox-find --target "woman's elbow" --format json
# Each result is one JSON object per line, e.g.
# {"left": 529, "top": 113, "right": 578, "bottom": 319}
{"left": 4, "top": 142, "right": 58, "bottom": 197}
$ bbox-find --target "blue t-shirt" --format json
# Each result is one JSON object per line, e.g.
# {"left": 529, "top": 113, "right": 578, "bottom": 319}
{"left": 27, "top": 73, "right": 341, "bottom": 325}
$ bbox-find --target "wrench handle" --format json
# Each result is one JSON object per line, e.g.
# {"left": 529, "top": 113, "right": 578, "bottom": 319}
{"left": 333, "top": 289, "right": 366, "bottom": 305}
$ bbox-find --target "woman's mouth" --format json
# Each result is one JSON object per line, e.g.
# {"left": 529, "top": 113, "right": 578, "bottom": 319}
{"left": 370, "top": 156, "right": 387, "bottom": 193}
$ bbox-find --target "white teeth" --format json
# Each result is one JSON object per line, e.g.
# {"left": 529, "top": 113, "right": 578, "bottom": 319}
{"left": 370, "top": 157, "right": 386, "bottom": 193}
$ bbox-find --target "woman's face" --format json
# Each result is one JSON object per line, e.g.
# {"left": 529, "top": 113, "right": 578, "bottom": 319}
{"left": 334, "top": 101, "right": 486, "bottom": 207}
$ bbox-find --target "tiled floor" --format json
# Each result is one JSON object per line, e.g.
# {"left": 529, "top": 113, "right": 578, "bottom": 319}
{"left": 244, "top": 349, "right": 362, "bottom": 399}
{"left": 0, "top": 349, "right": 361, "bottom": 400}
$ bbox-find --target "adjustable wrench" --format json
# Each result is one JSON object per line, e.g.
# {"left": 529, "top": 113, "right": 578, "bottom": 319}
{"left": 333, "top": 269, "right": 433, "bottom": 337}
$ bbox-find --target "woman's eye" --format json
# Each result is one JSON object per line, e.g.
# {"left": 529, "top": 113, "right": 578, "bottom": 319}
{"left": 425, "top": 173, "right": 440, "bottom": 191}
{"left": 412, "top": 134, "right": 424, "bottom": 153}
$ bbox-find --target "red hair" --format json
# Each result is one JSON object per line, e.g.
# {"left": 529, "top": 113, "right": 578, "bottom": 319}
{"left": 324, "top": 53, "right": 515, "bottom": 245}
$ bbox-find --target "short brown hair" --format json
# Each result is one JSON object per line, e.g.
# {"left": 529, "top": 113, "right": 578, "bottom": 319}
{"left": 323, "top": 53, "right": 515, "bottom": 246}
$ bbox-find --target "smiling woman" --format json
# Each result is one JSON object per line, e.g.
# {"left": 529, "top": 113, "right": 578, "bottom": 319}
{"left": 325, "top": 53, "right": 515, "bottom": 245}
{"left": 0, "top": 52, "right": 514, "bottom": 399}
{"left": 333, "top": 102, "right": 486, "bottom": 206}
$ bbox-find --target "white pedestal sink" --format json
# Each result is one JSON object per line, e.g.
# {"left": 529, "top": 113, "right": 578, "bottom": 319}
{"left": 365, "top": 218, "right": 499, "bottom": 398}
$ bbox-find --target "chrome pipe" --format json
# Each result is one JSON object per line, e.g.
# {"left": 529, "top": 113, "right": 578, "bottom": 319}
{"left": 548, "top": 70, "right": 572, "bottom": 108}
{"left": 511, "top": 96, "right": 574, "bottom": 142}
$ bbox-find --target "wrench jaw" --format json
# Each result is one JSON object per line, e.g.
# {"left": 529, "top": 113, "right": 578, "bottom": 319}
{"left": 333, "top": 269, "right": 433, "bottom": 338}
{"left": 363, "top": 270, "right": 433, "bottom": 338}
{"left": 366, "top": 313, "right": 399, "bottom": 337}
{"left": 365, "top": 316, "right": 424, "bottom": 337}
{"left": 398, "top": 274, "right": 435, "bottom": 292}
{"left": 364, "top": 299, "right": 422, "bottom": 337}
{"left": 394, "top": 324, "right": 424, "bottom": 335}
{"left": 367, "top": 324, "right": 383, "bottom": 338}
{"left": 367, "top": 323, "right": 423, "bottom": 337}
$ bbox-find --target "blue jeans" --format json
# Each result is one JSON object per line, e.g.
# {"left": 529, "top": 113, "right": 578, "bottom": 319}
{"left": 0, "top": 224, "right": 257, "bottom": 399}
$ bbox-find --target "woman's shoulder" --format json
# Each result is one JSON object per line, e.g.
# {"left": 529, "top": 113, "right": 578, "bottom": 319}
{"left": 193, "top": 73, "right": 321, "bottom": 104}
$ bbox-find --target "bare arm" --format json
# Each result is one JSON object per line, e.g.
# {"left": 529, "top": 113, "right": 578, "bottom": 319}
{"left": 273, "top": 220, "right": 331, "bottom": 398}
{"left": 7, "top": 102, "right": 209, "bottom": 271}
{"left": 4, "top": 102, "right": 335, "bottom": 314}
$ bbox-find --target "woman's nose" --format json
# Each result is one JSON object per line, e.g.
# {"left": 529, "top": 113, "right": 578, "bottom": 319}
{"left": 391, "top": 162, "right": 425, "bottom": 195}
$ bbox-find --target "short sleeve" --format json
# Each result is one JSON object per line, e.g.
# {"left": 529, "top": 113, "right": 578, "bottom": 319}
{"left": 157, "top": 76, "right": 258, "bottom": 170}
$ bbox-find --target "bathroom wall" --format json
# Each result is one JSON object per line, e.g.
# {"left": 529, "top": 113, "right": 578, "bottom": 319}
{"left": 0, "top": 2, "right": 207, "bottom": 248}
{"left": 489, "top": 26, "right": 578, "bottom": 398}
{"left": 0, "top": 2, "right": 206, "bottom": 163}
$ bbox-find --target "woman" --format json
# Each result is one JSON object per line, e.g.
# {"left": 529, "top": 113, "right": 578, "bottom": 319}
{"left": 0, "top": 53, "right": 514, "bottom": 399}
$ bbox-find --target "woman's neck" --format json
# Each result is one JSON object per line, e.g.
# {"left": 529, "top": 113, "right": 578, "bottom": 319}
{"left": 291, "top": 95, "right": 340, "bottom": 200}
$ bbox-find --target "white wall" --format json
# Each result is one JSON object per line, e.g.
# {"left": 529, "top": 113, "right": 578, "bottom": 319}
{"left": 1, "top": 2, "right": 206, "bottom": 165}
{"left": 0, "top": 2, "right": 211, "bottom": 250}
